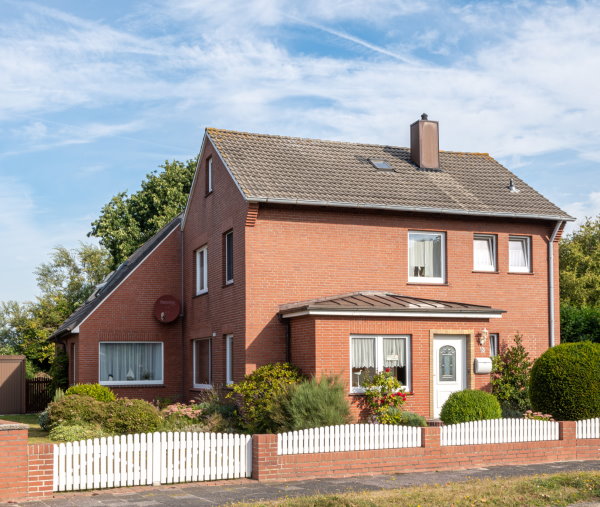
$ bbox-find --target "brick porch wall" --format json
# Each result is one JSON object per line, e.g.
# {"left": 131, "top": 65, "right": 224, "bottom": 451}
{"left": 252, "top": 421, "right": 600, "bottom": 481}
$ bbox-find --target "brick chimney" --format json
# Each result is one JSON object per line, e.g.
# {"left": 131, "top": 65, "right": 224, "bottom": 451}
{"left": 410, "top": 113, "right": 439, "bottom": 170}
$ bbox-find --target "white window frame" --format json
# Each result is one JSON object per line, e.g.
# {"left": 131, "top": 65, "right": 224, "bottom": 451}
{"left": 408, "top": 231, "right": 446, "bottom": 284}
{"left": 509, "top": 236, "right": 531, "bottom": 273}
{"left": 225, "top": 334, "right": 233, "bottom": 385}
{"left": 225, "top": 230, "right": 234, "bottom": 285}
{"left": 193, "top": 338, "right": 212, "bottom": 389}
{"left": 98, "top": 341, "right": 164, "bottom": 386}
{"left": 349, "top": 334, "right": 411, "bottom": 394}
{"left": 473, "top": 234, "right": 497, "bottom": 272}
{"left": 195, "top": 246, "right": 208, "bottom": 295}
{"left": 489, "top": 333, "right": 499, "bottom": 357}
{"left": 207, "top": 157, "right": 213, "bottom": 193}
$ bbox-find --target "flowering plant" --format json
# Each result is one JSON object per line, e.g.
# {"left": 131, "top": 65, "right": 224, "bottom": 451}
{"left": 361, "top": 369, "right": 410, "bottom": 424}
{"left": 162, "top": 403, "right": 203, "bottom": 420}
{"left": 523, "top": 410, "right": 554, "bottom": 422}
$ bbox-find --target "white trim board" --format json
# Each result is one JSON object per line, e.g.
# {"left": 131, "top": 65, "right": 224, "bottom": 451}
{"left": 281, "top": 309, "right": 503, "bottom": 319}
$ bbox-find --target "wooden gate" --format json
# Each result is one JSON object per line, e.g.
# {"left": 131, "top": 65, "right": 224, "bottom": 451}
{"left": 26, "top": 378, "right": 52, "bottom": 413}
{"left": 0, "top": 356, "right": 25, "bottom": 414}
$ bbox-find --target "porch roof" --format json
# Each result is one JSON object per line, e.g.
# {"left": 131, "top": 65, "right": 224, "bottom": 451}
{"left": 279, "top": 291, "right": 505, "bottom": 319}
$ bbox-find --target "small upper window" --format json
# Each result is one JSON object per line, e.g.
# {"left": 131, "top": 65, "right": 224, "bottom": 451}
{"left": 195, "top": 246, "right": 208, "bottom": 295}
{"left": 206, "top": 157, "right": 213, "bottom": 194}
{"left": 509, "top": 236, "right": 531, "bottom": 273}
{"left": 224, "top": 230, "right": 233, "bottom": 285}
{"left": 408, "top": 231, "right": 445, "bottom": 283}
{"left": 473, "top": 234, "right": 496, "bottom": 272}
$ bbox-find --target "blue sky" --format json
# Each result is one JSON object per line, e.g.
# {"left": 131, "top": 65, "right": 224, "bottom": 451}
{"left": 1, "top": 0, "right": 599, "bottom": 303}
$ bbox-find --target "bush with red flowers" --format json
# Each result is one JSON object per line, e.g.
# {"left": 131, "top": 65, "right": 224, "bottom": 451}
{"left": 361, "top": 369, "right": 411, "bottom": 424}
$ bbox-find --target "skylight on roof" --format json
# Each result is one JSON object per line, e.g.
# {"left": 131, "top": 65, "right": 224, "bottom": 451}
{"left": 369, "top": 159, "right": 393, "bottom": 170}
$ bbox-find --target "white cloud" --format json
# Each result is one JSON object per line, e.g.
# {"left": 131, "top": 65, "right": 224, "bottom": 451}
{"left": 563, "top": 191, "right": 600, "bottom": 233}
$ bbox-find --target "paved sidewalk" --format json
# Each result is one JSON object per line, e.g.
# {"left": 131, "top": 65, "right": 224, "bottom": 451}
{"left": 4, "top": 460, "right": 600, "bottom": 506}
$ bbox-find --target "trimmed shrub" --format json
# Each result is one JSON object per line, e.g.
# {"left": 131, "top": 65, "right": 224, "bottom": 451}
{"left": 49, "top": 423, "right": 109, "bottom": 442}
{"left": 104, "top": 398, "right": 163, "bottom": 434}
{"left": 46, "top": 395, "right": 108, "bottom": 429}
{"left": 275, "top": 376, "right": 351, "bottom": 431}
{"left": 229, "top": 363, "right": 304, "bottom": 433}
{"left": 399, "top": 411, "right": 428, "bottom": 427}
{"left": 440, "top": 390, "right": 502, "bottom": 424}
{"left": 561, "top": 305, "right": 600, "bottom": 343}
{"left": 530, "top": 341, "right": 600, "bottom": 420}
{"left": 66, "top": 383, "right": 116, "bottom": 402}
{"left": 38, "top": 410, "right": 50, "bottom": 431}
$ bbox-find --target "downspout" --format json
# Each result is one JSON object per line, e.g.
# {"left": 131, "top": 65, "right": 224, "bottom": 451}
{"left": 180, "top": 225, "right": 186, "bottom": 401}
{"left": 548, "top": 221, "right": 563, "bottom": 348}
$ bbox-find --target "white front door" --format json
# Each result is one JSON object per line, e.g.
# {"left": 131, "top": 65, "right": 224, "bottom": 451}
{"left": 433, "top": 335, "right": 467, "bottom": 418}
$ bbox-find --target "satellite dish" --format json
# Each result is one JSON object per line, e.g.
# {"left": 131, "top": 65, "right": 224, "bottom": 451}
{"left": 153, "top": 295, "right": 181, "bottom": 323}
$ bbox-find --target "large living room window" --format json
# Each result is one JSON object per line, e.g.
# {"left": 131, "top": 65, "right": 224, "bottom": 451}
{"left": 193, "top": 338, "right": 212, "bottom": 388}
{"left": 473, "top": 234, "right": 497, "bottom": 272}
{"left": 509, "top": 236, "right": 531, "bottom": 273}
{"left": 351, "top": 335, "right": 410, "bottom": 393}
{"left": 99, "top": 342, "right": 163, "bottom": 385}
{"left": 408, "top": 231, "right": 445, "bottom": 283}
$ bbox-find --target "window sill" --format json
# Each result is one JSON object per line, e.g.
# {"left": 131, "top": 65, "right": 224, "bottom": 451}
{"left": 192, "top": 291, "right": 208, "bottom": 299}
{"left": 100, "top": 383, "right": 166, "bottom": 388}
{"left": 191, "top": 385, "right": 212, "bottom": 391}
{"left": 407, "top": 282, "right": 449, "bottom": 286}
{"left": 205, "top": 190, "right": 213, "bottom": 197}
{"left": 223, "top": 281, "right": 234, "bottom": 288}
{"left": 507, "top": 271, "right": 534, "bottom": 275}
{"left": 472, "top": 270, "right": 499, "bottom": 274}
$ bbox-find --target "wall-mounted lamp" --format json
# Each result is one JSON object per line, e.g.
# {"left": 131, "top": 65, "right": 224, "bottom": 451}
{"left": 478, "top": 328, "right": 489, "bottom": 346}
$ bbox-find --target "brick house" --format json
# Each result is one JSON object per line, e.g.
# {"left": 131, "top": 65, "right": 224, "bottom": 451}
{"left": 51, "top": 115, "right": 573, "bottom": 418}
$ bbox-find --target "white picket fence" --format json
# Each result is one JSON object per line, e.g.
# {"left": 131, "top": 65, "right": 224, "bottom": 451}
{"left": 576, "top": 418, "right": 600, "bottom": 439}
{"left": 52, "top": 431, "right": 252, "bottom": 492}
{"left": 277, "top": 424, "right": 422, "bottom": 455}
{"left": 440, "top": 418, "right": 559, "bottom": 446}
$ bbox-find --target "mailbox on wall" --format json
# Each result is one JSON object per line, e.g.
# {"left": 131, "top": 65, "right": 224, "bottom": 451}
{"left": 474, "top": 357, "right": 493, "bottom": 374}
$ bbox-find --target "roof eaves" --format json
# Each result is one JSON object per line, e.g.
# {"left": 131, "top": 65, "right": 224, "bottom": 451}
{"left": 247, "top": 196, "right": 575, "bottom": 222}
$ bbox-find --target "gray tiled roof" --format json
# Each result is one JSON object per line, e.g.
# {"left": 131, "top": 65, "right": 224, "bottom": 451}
{"left": 49, "top": 215, "right": 182, "bottom": 341}
{"left": 279, "top": 291, "right": 505, "bottom": 317}
{"left": 208, "top": 128, "right": 573, "bottom": 221}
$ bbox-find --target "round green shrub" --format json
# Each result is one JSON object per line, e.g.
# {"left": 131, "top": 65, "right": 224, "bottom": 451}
{"left": 530, "top": 341, "right": 600, "bottom": 420}
{"left": 229, "top": 363, "right": 304, "bottom": 433}
{"left": 38, "top": 410, "right": 50, "bottom": 431}
{"left": 399, "top": 411, "right": 428, "bottom": 427}
{"left": 275, "top": 376, "right": 351, "bottom": 431}
{"left": 65, "top": 383, "right": 116, "bottom": 402}
{"left": 49, "top": 423, "right": 109, "bottom": 442}
{"left": 440, "top": 390, "right": 501, "bottom": 424}
{"left": 47, "top": 395, "right": 108, "bottom": 429}
{"left": 104, "top": 398, "right": 163, "bottom": 434}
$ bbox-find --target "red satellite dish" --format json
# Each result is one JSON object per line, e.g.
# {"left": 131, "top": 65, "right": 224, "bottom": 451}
{"left": 153, "top": 295, "right": 180, "bottom": 323}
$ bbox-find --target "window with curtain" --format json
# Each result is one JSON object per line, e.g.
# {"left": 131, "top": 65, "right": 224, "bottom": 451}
{"left": 351, "top": 335, "right": 409, "bottom": 392}
{"left": 195, "top": 246, "right": 208, "bottom": 295}
{"left": 194, "top": 339, "right": 211, "bottom": 387}
{"left": 509, "top": 236, "right": 531, "bottom": 273}
{"left": 473, "top": 234, "right": 496, "bottom": 271}
{"left": 408, "top": 231, "right": 445, "bottom": 283}
{"left": 99, "top": 342, "right": 163, "bottom": 385}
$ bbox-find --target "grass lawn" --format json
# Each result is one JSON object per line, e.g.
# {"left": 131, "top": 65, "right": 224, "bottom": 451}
{"left": 236, "top": 471, "right": 600, "bottom": 507}
{"left": 0, "top": 413, "right": 52, "bottom": 443}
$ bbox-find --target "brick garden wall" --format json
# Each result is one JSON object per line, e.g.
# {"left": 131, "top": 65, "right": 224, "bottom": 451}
{"left": 252, "top": 421, "right": 600, "bottom": 482}
{"left": 0, "top": 420, "right": 53, "bottom": 501}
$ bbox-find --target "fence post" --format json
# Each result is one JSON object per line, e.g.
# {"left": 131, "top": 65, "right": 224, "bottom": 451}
{"left": 421, "top": 426, "right": 441, "bottom": 448}
{"left": 252, "top": 434, "right": 278, "bottom": 481}
{"left": 558, "top": 421, "right": 577, "bottom": 461}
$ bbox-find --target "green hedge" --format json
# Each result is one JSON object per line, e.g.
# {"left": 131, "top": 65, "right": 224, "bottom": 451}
{"left": 65, "top": 383, "right": 116, "bottom": 402}
{"left": 561, "top": 305, "right": 600, "bottom": 343}
{"left": 440, "top": 390, "right": 501, "bottom": 424}
{"left": 530, "top": 342, "right": 600, "bottom": 420}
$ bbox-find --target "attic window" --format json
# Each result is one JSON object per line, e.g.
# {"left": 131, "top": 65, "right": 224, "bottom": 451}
{"left": 369, "top": 159, "right": 393, "bottom": 171}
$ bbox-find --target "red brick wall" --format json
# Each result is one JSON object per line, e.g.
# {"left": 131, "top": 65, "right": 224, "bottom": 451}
{"left": 0, "top": 421, "right": 53, "bottom": 501}
{"left": 182, "top": 140, "right": 249, "bottom": 396}
{"left": 246, "top": 205, "right": 560, "bottom": 416}
{"left": 73, "top": 224, "right": 184, "bottom": 403}
{"left": 252, "top": 421, "right": 598, "bottom": 482}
